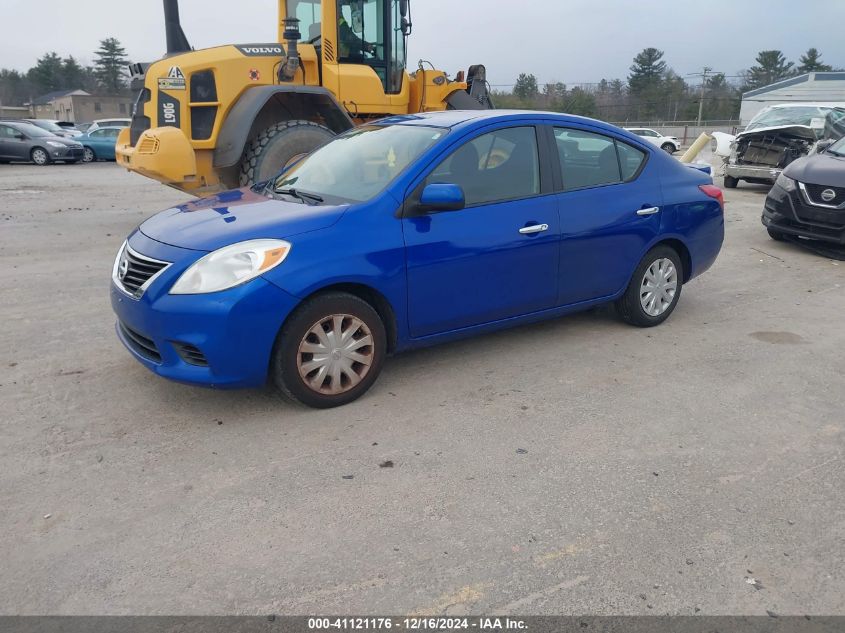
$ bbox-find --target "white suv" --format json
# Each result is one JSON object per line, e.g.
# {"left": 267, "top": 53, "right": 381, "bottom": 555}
{"left": 625, "top": 128, "right": 681, "bottom": 154}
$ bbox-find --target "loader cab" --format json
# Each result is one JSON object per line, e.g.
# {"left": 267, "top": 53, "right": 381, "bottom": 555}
{"left": 289, "top": 0, "right": 411, "bottom": 115}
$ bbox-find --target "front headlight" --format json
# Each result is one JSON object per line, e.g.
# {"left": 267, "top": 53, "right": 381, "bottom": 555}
{"left": 775, "top": 172, "right": 797, "bottom": 192}
{"left": 170, "top": 239, "right": 291, "bottom": 295}
{"left": 46, "top": 141, "right": 65, "bottom": 148}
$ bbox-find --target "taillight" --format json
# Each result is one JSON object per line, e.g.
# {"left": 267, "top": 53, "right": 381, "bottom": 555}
{"left": 699, "top": 184, "right": 724, "bottom": 210}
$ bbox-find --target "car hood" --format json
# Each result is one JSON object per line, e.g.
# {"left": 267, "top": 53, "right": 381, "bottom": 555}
{"left": 139, "top": 187, "right": 349, "bottom": 252}
{"left": 39, "top": 134, "right": 79, "bottom": 145}
{"left": 784, "top": 151, "right": 845, "bottom": 186}
{"left": 737, "top": 124, "right": 820, "bottom": 141}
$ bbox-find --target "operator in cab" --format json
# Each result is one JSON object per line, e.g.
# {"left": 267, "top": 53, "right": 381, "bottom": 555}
{"left": 338, "top": 2, "right": 376, "bottom": 58}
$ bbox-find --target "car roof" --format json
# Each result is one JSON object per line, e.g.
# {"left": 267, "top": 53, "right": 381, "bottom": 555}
{"left": 375, "top": 109, "right": 627, "bottom": 136}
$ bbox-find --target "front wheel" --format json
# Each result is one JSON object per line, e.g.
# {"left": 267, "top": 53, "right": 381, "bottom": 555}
{"left": 661, "top": 142, "right": 676, "bottom": 154}
{"left": 723, "top": 175, "right": 739, "bottom": 189}
{"left": 82, "top": 147, "right": 96, "bottom": 163}
{"left": 31, "top": 147, "right": 50, "bottom": 166}
{"left": 239, "top": 120, "right": 336, "bottom": 186}
{"left": 271, "top": 292, "right": 387, "bottom": 408}
{"left": 616, "top": 246, "right": 684, "bottom": 328}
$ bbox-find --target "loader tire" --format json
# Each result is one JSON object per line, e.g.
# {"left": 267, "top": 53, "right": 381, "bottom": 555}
{"left": 239, "top": 120, "right": 336, "bottom": 187}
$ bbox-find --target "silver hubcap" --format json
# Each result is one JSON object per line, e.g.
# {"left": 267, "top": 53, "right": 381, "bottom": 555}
{"left": 640, "top": 258, "right": 678, "bottom": 317}
{"left": 297, "top": 314, "right": 374, "bottom": 395}
{"left": 83, "top": 148, "right": 94, "bottom": 162}
{"left": 33, "top": 150, "right": 47, "bottom": 165}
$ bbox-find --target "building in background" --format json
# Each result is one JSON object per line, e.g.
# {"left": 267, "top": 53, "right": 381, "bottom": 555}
{"left": 26, "top": 89, "right": 133, "bottom": 123}
{"left": 740, "top": 72, "right": 845, "bottom": 125}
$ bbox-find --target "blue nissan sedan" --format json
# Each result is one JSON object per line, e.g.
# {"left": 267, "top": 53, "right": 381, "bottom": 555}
{"left": 111, "top": 110, "right": 724, "bottom": 408}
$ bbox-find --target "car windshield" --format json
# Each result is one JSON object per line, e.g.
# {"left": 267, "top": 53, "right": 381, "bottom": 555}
{"left": 826, "top": 136, "right": 845, "bottom": 156}
{"left": 31, "top": 120, "right": 64, "bottom": 133}
{"left": 271, "top": 124, "right": 447, "bottom": 203}
{"left": 15, "top": 123, "right": 52, "bottom": 137}
{"left": 746, "top": 106, "right": 835, "bottom": 132}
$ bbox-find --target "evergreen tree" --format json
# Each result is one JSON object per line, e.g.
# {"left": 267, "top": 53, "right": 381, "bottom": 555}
{"left": 93, "top": 37, "right": 129, "bottom": 93}
{"left": 797, "top": 48, "right": 833, "bottom": 73}
{"left": 628, "top": 48, "right": 667, "bottom": 118}
{"left": 62, "top": 56, "right": 86, "bottom": 90}
{"left": 744, "top": 50, "right": 794, "bottom": 90}
{"left": 513, "top": 73, "right": 539, "bottom": 102}
{"left": 28, "top": 52, "right": 65, "bottom": 93}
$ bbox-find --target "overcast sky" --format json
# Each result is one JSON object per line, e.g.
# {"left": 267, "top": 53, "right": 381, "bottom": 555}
{"left": 2, "top": 0, "right": 844, "bottom": 87}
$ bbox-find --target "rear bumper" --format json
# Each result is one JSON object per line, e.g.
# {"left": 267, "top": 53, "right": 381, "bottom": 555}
{"left": 725, "top": 163, "right": 780, "bottom": 183}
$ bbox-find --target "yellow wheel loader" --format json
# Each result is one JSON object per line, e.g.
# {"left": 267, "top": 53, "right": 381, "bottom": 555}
{"left": 117, "top": 0, "right": 492, "bottom": 194}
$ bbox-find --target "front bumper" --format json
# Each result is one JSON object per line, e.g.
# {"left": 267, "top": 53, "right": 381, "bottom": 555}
{"left": 762, "top": 183, "right": 845, "bottom": 245}
{"left": 110, "top": 231, "right": 301, "bottom": 388}
{"left": 725, "top": 163, "right": 780, "bottom": 183}
{"left": 51, "top": 146, "right": 84, "bottom": 160}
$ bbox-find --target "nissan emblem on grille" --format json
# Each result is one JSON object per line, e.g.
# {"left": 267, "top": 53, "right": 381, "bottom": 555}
{"left": 118, "top": 254, "right": 129, "bottom": 281}
{"left": 821, "top": 189, "right": 837, "bottom": 203}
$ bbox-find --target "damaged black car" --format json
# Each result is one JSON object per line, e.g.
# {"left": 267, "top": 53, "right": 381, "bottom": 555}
{"left": 763, "top": 135, "right": 845, "bottom": 245}
{"left": 725, "top": 104, "right": 845, "bottom": 188}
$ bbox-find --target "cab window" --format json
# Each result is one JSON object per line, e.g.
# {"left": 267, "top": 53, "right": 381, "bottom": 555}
{"left": 291, "top": 0, "right": 322, "bottom": 42}
{"left": 427, "top": 127, "right": 540, "bottom": 206}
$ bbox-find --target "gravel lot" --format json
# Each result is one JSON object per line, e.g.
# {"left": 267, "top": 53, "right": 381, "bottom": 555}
{"left": 1, "top": 163, "right": 843, "bottom": 615}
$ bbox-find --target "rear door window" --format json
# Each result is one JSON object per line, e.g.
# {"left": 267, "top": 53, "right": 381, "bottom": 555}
{"left": 554, "top": 128, "right": 647, "bottom": 190}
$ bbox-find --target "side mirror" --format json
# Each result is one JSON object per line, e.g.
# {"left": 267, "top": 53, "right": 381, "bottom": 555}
{"left": 419, "top": 183, "right": 465, "bottom": 213}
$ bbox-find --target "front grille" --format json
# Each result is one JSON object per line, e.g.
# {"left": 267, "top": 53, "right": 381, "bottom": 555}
{"left": 119, "top": 322, "right": 161, "bottom": 363}
{"left": 117, "top": 246, "right": 170, "bottom": 296}
{"left": 137, "top": 137, "right": 160, "bottom": 154}
{"left": 173, "top": 342, "right": 209, "bottom": 367}
{"left": 803, "top": 183, "right": 845, "bottom": 207}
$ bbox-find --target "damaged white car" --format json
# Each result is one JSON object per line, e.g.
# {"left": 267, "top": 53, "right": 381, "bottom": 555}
{"left": 723, "top": 104, "right": 845, "bottom": 188}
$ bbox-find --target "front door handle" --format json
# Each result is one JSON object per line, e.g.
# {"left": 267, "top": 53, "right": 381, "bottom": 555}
{"left": 519, "top": 223, "right": 549, "bottom": 235}
{"left": 637, "top": 206, "right": 661, "bottom": 216}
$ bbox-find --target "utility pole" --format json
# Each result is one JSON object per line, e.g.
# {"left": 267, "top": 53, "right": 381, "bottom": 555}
{"left": 697, "top": 66, "right": 712, "bottom": 128}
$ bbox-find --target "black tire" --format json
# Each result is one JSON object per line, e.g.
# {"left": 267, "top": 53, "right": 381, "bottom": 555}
{"left": 239, "top": 120, "right": 336, "bottom": 186}
{"left": 271, "top": 292, "right": 387, "bottom": 408}
{"left": 767, "top": 228, "right": 786, "bottom": 242}
{"left": 65, "top": 160, "right": 79, "bottom": 164}
{"left": 723, "top": 175, "right": 739, "bottom": 188}
{"left": 30, "top": 147, "right": 51, "bottom": 166}
{"left": 616, "top": 245, "right": 684, "bottom": 328}
{"left": 661, "top": 142, "right": 675, "bottom": 154}
{"left": 82, "top": 147, "right": 96, "bottom": 163}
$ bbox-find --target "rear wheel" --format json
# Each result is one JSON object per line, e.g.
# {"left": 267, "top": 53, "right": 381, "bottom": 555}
{"left": 239, "top": 120, "right": 336, "bottom": 187}
{"left": 31, "top": 147, "right": 50, "bottom": 166}
{"left": 82, "top": 147, "right": 96, "bottom": 163}
{"left": 661, "top": 142, "right": 675, "bottom": 154}
{"left": 271, "top": 292, "right": 387, "bottom": 408}
{"left": 616, "top": 246, "right": 683, "bottom": 328}
{"left": 723, "top": 175, "right": 739, "bottom": 188}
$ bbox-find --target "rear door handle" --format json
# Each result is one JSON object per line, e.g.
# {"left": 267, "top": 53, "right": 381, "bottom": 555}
{"left": 637, "top": 207, "right": 661, "bottom": 216}
{"left": 519, "top": 223, "right": 549, "bottom": 235}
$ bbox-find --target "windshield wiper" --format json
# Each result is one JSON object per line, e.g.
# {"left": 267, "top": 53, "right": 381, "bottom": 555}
{"left": 273, "top": 187, "right": 324, "bottom": 205}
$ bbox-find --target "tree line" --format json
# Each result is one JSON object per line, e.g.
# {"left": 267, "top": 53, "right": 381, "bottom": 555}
{"left": 0, "top": 38, "right": 130, "bottom": 106}
{"left": 495, "top": 47, "right": 840, "bottom": 122}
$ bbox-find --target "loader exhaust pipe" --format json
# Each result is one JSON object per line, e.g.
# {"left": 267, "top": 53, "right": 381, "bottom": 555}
{"left": 277, "top": 17, "right": 302, "bottom": 82}
{"left": 163, "top": 0, "right": 192, "bottom": 55}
